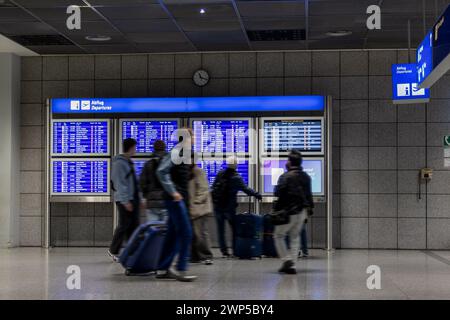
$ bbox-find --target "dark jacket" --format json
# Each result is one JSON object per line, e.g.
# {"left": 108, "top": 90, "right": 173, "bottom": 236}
{"left": 212, "top": 168, "right": 261, "bottom": 214}
{"left": 139, "top": 150, "right": 167, "bottom": 208}
{"left": 274, "top": 166, "right": 314, "bottom": 215}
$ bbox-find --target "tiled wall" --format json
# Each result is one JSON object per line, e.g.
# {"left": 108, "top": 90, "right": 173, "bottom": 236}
{"left": 20, "top": 50, "right": 450, "bottom": 249}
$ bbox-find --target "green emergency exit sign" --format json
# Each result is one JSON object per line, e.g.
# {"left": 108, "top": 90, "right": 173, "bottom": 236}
{"left": 444, "top": 136, "right": 450, "bottom": 147}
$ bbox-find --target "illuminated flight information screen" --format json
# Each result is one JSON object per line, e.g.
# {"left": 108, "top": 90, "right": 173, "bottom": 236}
{"left": 192, "top": 119, "right": 250, "bottom": 154}
{"left": 133, "top": 159, "right": 149, "bottom": 179}
{"left": 52, "top": 120, "right": 109, "bottom": 155}
{"left": 121, "top": 120, "right": 179, "bottom": 154}
{"left": 263, "top": 119, "right": 323, "bottom": 153}
{"left": 198, "top": 159, "right": 250, "bottom": 187}
{"left": 52, "top": 160, "right": 109, "bottom": 195}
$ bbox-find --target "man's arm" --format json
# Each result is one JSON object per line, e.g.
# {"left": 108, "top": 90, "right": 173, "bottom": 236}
{"left": 113, "top": 161, "right": 132, "bottom": 206}
{"left": 156, "top": 153, "right": 180, "bottom": 200}
{"left": 303, "top": 174, "right": 314, "bottom": 209}
{"left": 235, "top": 175, "right": 261, "bottom": 199}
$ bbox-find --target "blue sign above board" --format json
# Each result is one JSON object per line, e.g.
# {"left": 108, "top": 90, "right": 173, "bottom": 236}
{"left": 417, "top": 5, "right": 450, "bottom": 88}
{"left": 51, "top": 96, "right": 325, "bottom": 114}
{"left": 392, "top": 64, "right": 430, "bottom": 104}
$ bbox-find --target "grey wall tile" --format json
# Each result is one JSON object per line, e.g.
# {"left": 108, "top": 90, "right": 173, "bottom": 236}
{"left": 369, "top": 51, "right": 397, "bottom": 75}
{"left": 312, "top": 51, "right": 340, "bottom": 76}
{"left": 69, "top": 80, "right": 94, "bottom": 97}
{"left": 175, "top": 79, "right": 201, "bottom": 97}
{"left": 427, "top": 195, "right": 450, "bottom": 218}
{"left": 311, "top": 217, "right": 326, "bottom": 248}
{"left": 284, "top": 77, "right": 311, "bottom": 95}
{"left": 427, "top": 219, "right": 450, "bottom": 249}
{"left": 398, "top": 194, "right": 426, "bottom": 218}
{"left": 42, "top": 81, "right": 68, "bottom": 101}
{"left": 333, "top": 170, "right": 341, "bottom": 194}
{"left": 398, "top": 147, "right": 425, "bottom": 169}
{"left": 94, "top": 216, "right": 113, "bottom": 247}
{"left": 121, "top": 80, "right": 148, "bottom": 97}
{"left": 341, "top": 218, "right": 368, "bottom": 248}
{"left": 333, "top": 218, "right": 341, "bottom": 248}
{"left": 341, "top": 77, "right": 368, "bottom": 100}
{"left": 312, "top": 77, "right": 340, "bottom": 99}
{"left": 398, "top": 218, "right": 426, "bottom": 249}
{"left": 428, "top": 171, "right": 450, "bottom": 194}
{"left": 284, "top": 51, "right": 311, "bottom": 76}
{"left": 369, "top": 147, "right": 397, "bottom": 170}
{"left": 430, "top": 76, "right": 450, "bottom": 99}
{"left": 369, "top": 218, "right": 397, "bottom": 249}
{"left": 427, "top": 99, "right": 450, "bottom": 122}
{"left": 202, "top": 79, "right": 229, "bottom": 97}
{"left": 230, "top": 52, "right": 256, "bottom": 78}
{"left": 332, "top": 123, "right": 340, "bottom": 147}
{"left": 341, "top": 124, "right": 368, "bottom": 146}
{"left": 369, "top": 170, "right": 397, "bottom": 194}
{"left": 149, "top": 79, "right": 174, "bottom": 97}
{"left": 397, "top": 49, "right": 416, "bottom": 64}
{"left": 69, "top": 56, "right": 94, "bottom": 80}
{"left": 51, "top": 217, "right": 68, "bottom": 247}
{"left": 332, "top": 147, "right": 340, "bottom": 170}
{"left": 397, "top": 104, "right": 425, "bottom": 122}
{"left": 20, "top": 194, "right": 42, "bottom": 217}
{"left": 122, "top": 55, "right": 148, "bottom": 79}
{"left": 68, "top": 217, "right": 94, "bottom": 246}
{"left": 257, "top": 78, "right": 284, "bottom": 95}
{"left": 21, "top": 104, "right": 42, "bottom": 126}
{"left": 427, "top": 147, "right": 448, "bottom": 171}
{"left": 22, "top": 57, "right": 42, "bottom": 81}
{"left": 398, "top": 170, "right": 420, "bottom": 194}
{"left": 427, "top": 123, "right": 450, "bottom": 146}
{"left": 21, "top": 149, "right": 42, "bottom": 171}
{"left": 175, "top": 53, "right": 201, "bottom": 78}
{"left": 95, "top": 55, "right": 121, "bottom": 79}
{"left": 94, "top": 203, "right": 113, "bottom": 217}
{"left": 68, "top": 203, "right": 95, "bottom": 217}
{"left": 229, "top": 78, "right": 256, "bottom": 96}
{"left": 20, "top": 216, "right": 41, "bottom": 246}
{"left": 398, "top": 123, "right": 426, "bottom": 146}
{"left": 51, "top": 203, "right": 68, "bottom": 217}
{"left": 257, "top": 52, "right": 283, "bottom": 77}
{"left": 148, "top": 54, "right": 174, "bottom": 79}
{"left": 341, "top": 147, "right": 368, "bottom": 170}
{"left": 20, "top": 126, "right": 41, "bottom": 148}
{"left": 341, "top": 194, "right": 368, "bottom": 217}
{"left": 94, "top": 80, "right": 121, "bottom": 97}
{"left": 332, "top": 99, "right": 340, "bottom": 123}
{"left": 369, "top": 194, "right": 397, "bottom": 217}
{"left": 340, "top": 51, "right": 368, "bottom": 76}
{"left": 369, "top": 123, "right": 397, "bottom": 146}
{"left": 333, "top": 194, "right": 341, "bottom": 217}
{"left": 340, "top": 100, "right": 368, "bottom": 122}
{"left": 43, "top": 56, "right": 68, "bottom": 80}
{"left": 21, "top": 81, "right": 41, "bottom": 103}
{"left": 369, "top": 76, "right": 391, "bottom": 99}
{"left": 369, "top": 100, "right": 396, "bottom": 122}
{"left": 341, "top": 171, "right": 368, "bottom": 193}
{"left": 202, "top": 53, "right": 229, "bottom": 78}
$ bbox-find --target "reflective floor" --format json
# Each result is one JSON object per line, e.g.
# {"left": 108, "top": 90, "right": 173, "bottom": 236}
{"left": 1, "top": 248, "right": 450, "bottom": 300}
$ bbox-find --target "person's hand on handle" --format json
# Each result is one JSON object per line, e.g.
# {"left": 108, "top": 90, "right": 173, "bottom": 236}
{"left": 172, "top": 192, "right": 183, "bottom": 202}
{"left": 124, "top": 202, "right": 134, "bottom": 212}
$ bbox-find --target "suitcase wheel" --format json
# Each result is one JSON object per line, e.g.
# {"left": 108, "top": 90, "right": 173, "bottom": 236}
{"left": 125, "top": 269, "right": 132, "bottom": 276}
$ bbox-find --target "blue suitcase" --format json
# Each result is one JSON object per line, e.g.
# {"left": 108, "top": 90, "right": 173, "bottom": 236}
{"left": 234, "top": 211, "right": 263, "bottom": 259}
{"left": 119, "top": 221, "right": 166, "bottom": 275}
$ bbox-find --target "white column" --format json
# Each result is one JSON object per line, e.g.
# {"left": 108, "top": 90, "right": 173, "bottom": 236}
{"left": 0, "top": 53, "right": 21, "bottom": 248}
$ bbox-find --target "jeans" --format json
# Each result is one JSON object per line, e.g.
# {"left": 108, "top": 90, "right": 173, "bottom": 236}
{"left": 158, "top": 200, "right": 192, "bottom": 272}
{"left": 215, "top": 210, "right": 235, "bottom": 255}
{"left": 300, "top": 224, "right": 308, "bottom": 255}
{"left": 109, "top": 200, "right": 140, "bottom": 255}
{"left": 147, "top": 208, "right": 168, "bottom": 223}
{"left": 274, "top": 210, "right": 307, "bottom": 266}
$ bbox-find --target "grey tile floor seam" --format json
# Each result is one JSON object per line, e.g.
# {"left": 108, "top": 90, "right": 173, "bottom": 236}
{"left": 1, "top": 248, "right": 450, "bottom": 300}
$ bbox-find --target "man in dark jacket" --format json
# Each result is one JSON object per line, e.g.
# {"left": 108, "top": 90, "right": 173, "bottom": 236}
{"left": 212, "top": 156, "right": 262, "bottom": 257}
{"left": 139, "top": 140, "right": 168, "bottom": 222}
{"left": 274, "top": 150, "right": 314, "bottom": 274}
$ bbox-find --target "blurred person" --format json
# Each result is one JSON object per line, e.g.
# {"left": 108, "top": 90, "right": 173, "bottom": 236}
{"left": 212, "top": 156, "right": 262, "bottom": 258}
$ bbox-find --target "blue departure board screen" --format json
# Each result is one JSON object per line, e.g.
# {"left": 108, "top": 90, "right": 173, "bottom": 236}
{"left": 51, "top": 159, "right": 110, "bottom": 195}
{"left": 198, "top": 158, "right": 250, "bottom": 187}
{"left": 192, "top": 119, "right": 250, "bottom": 154}
{"left": 133, "top": 159, "right": 149, "bottom": 179}
{"left": 263, "top": 118, "right": 323, "bottom": 154}
{"left": 121, "top": 120, "right": 179, "bottom": 154}
{"left": 52, "top": 120, "right": 109, "bottom": 156}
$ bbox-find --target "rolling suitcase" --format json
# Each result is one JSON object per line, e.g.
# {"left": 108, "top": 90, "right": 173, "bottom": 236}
{"left": 119, "top": 221, "right": 166, "bottom": 275}
{"left": 234, "top": 201, "right": 262, "bottom": 259}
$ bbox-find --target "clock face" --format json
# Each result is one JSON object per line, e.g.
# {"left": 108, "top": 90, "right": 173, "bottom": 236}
{"left": 193, "top": 69, "right": 210, "bottom": 87}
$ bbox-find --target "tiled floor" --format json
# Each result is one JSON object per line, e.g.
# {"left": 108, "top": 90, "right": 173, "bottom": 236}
{"left": 1, "top": 248, "right": 450, "bottom": 300}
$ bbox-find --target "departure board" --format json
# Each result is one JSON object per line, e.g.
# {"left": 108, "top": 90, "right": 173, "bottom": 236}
{"left": 192, "top": 119, "right": 250, "bottom": 154}
{"left": 51, "top": 159, "right": 110, "bottom": 195}
{"left": 261, "top": 158, "right": 324, "bottom": 195}
{"left": 133, "top": 159, "right": 149, "bottom": 179}
{"left": 262, "top": 118, "right": 323, "bottom": 154}
{"left": 198, "top": 158, "right": 250, "bottom": 187}
{"left": 121, "top": 120, "right": 179, "bottom": 154}
{"left": 52, "top": 120, "right": 109, "bottom": 155}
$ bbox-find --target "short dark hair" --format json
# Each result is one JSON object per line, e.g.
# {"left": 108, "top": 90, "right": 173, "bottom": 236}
{"left": 288, "top": 149, "right": 303, "bottom": 167}
{"left": 153, "top": 139, "right": 166, "bottom": 152}
{"left": 123, "top": 138, "right": 137, "bottom": 153}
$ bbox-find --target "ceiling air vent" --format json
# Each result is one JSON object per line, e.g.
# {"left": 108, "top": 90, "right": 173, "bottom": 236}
{"left": 247, "top": 29, "right": 306, "bottom": 41}
{"left": 9, "top": 35, "right": 74, "bottom": 46}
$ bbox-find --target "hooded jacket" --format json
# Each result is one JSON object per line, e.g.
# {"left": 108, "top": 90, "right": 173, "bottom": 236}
{"left": 111, "top": 154, "right": 139, "bottom": 205}
{"left": 139, "top": 150, "right": 167, "bottom": 208}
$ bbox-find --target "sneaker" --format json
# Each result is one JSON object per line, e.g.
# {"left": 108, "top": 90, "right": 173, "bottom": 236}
{"left": 285, "top": 267, "right": 297, "bottom": 275}
{"left": 155, "top": 269, "right": 178, "bottom": 280}
{"left": 107, "top": 250, "right": 119, "bottom": 263}
{"left": 278, "top": 260, "right": 295, "bottom": 274}
{"left": 176, "top": 271, "right": 198, "bottom": 282}
{"left": 302, "top": 252, "right": 309, "bottom": 258}
{"left": 203, "top": 259, "right": 213, "bottom": 265}
{"left": 222, "top": 252, "right": 231, "bottom": 258}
